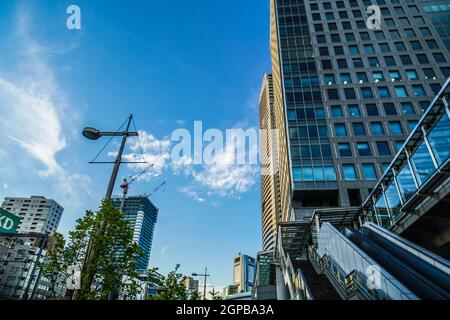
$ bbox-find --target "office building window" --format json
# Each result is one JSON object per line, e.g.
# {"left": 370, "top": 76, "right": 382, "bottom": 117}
{"left": 357, "top": 72, "right": 368, "bottom": 83}
{"left": 341, "top": 73, "right": 352, "bottom": 84}
{"left": 366, "top": 104, "right": 379, "bottom": 116}
{"left": 401, "top": 102, "right": 415, "bottom": 115}
{"left": 378, "top": 87, "right": 391, "bottom": 98}
{"left": 413, "top": 85, "right": 426, "bottom": 96}
{"left": 389, "top": 122, "right": 404, "bottom": 135}
{"left": 362, "top": 164, "right": 377, "bottom": 180}
{"left": 371, "top": 122, "right": 385, "bottom": 136}
{"left": 361, "top": 87, "right": 374, "bottom": 98}
{"left": 334, "top": 123, "right": 347, "bottom": 137}
{"left": 377, "top": 141, "right": 391, "bottom": 156}
{"left": 324, "top": 74, "right": 336, "bottom": 85}
{"left": 357, "top": 142, "right": 372, "bottom": 157}
{"left": 343, "top": 164, "right": 358, "bottom": 181}
{"left": 338, "top": 143, "right": 352, "bottom": 157}
{"left": 406, "top": 70, "right": 418, "bottom": 80}
{"left": 384, "top": 103, "right": 397, "bottom": 116}
{"left": 373, "top": 72, "right": 385, "bottom": 82}
{"left": 353, "top": 123, "right": 366, "bottom": 136}
{"left": 389, "top": 71, "right": 401, "bottom": 81}
{"left": 348, "top": 105, "right": 361, "bottom": 117}
{"left": 327, "top": 89, "right": 340, "bottom": 100}
{"left": 344, "top": 88, "right": 356, "bottom": 99}
{"left": 395, "top": 86, "right": 408, "bottom": 98}
{"left": 331, "top": 105, "right": 343, "bottom": 118}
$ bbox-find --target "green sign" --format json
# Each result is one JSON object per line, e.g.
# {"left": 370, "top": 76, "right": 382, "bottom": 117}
{"left": 0, "top": 208, "right": 20, "bottom": 233}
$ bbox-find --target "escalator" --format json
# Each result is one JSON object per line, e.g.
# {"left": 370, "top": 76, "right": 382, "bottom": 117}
{"left": 314, "top": 222, "right": 450, "bottom": 300}
{"left": 345, "top": 223, "right": 450, "bottom": 300}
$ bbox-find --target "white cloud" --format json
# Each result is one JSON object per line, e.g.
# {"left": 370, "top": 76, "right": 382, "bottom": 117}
{"left": 0, "top": 78, "right": 66, "bottom": 176}
{"left": 174, "top": 126, "right": 259, "bottom": 198}
{"left": 178, "top": 186, "right": 206, "bottom": 203}
{"left": 3, "top": 183, "right": 8, "bottom": 190}
{"left": 119, "top": 131, "right": 171, "bottom": 179}
{"left": 0, "top": 6, "right": 93, "bottom": 215}
{"left": 160, "top": 244, "right": 171, "bottom": 257}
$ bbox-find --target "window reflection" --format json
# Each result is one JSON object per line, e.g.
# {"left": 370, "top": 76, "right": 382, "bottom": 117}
{"left": 411, "top": 142, "right": 435, "bottom": 185}
{"left": 396, "top": 164, "right": 417, "bottom": 202}
{"left": 375, "top": 195, "right": 391, "bottom": 227}
{"left": 428, "top": 113, "right": 450, "bottom": 165}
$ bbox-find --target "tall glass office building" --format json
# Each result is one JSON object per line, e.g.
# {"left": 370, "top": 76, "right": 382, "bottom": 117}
{"left": 269, "top": 0, "right": 450, "bottom": 220}
{"left": 112, "top": 196, "right": 158, "bottom": 274}
{"left": 256, "top": 0, "right": 450, "bottom": 300}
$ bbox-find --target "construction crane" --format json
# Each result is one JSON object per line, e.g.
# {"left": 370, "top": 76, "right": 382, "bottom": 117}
{"left": 119, "top": 164, "right": 154, "bottom": 211}
{"left": 143, "top": 181, "right": 167, "bottom": 198}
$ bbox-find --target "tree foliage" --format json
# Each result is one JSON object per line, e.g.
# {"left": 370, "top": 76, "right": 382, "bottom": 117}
{"left": 39, "top": 233, "right": 66, "bottom": 298}
{"left": 43, "top": 200, "right": 144, "bottom": 300}
{"left": 209, "top": 288, "right": 223, "bottom": 300}
{"left": 148, "top": 264, "right": 188, "bottom": 300}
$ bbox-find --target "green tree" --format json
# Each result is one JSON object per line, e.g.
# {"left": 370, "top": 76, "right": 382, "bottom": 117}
{"left": 209, "top": 288, "right": 223, "bottom": 300}
{"left": 43, "top": 200, "right": 144, "bottom": 300}
{"left": 190, "top": 290, "right": 201, "bottom": 300}
{"left": 149, "top": 264, "right": 188, "bottom": 300}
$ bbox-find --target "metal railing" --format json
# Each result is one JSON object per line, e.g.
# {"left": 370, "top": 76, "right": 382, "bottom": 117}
{"left": 279, "top": 246, "right": 314, "bottom": 300}
{"left": 315, "top": 223, "right": 418, "bottom": 300}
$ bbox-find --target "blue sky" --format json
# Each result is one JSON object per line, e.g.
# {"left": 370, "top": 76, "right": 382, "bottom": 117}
{"left": 0, "top": 0, "right": 271, "bottom": 290}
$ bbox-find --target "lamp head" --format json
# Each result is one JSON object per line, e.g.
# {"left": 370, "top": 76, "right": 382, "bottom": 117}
{"left": 82, "top": 127, "right": 101, "bottom": 140}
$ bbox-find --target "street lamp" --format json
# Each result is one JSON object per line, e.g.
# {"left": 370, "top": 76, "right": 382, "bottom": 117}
{"left": 192, "top": 267, "right": 210, "bottom": 300}
{"left": 76, "top": 114, "right": 146, "bottom": 299}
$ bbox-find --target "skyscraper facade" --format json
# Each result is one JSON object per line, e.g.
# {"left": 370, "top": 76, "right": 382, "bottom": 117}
{"left": 269, "top": 0, "right": 450, "bottom": 221}
{"left": 260, "top": 0, "right": 450, "bottom": 300}
{"left": 232, "top": 254, "right": 256, "bottom": 294}
{"left": 259, "top": 73, "right": 281, "bottom": 252}
{"left": 112, "top": 196, "right": 158, "bottom": 274}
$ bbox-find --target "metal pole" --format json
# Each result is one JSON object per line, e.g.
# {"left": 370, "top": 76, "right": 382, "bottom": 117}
{"left": 203, "top": 267, "right": 207, "bottom": 300}
{"left": 105, "top": 115, "right": 133, "bottom": 200}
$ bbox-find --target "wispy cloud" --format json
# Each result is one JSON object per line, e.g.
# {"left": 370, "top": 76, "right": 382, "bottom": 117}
{"left": 160, "top": 244, "right": 172, "bottom": 257}
{"left": 119, "top": 131, "right": 172, "bottom": 179}
{"left": 178, "top": 186, "right": 206, "bottom": 203}
{"left": 0, "top": 5, "right": 93, "bottom": 216}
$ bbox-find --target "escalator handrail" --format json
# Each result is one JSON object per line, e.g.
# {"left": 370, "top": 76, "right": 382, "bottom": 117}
{"left": 364, "top": 222, "right": 450, "bottom": 274}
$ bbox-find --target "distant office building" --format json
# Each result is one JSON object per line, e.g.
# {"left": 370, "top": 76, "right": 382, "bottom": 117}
{"left": 184, "top": 276, "right": 199, "bottom": 292}
{"left": 184, "top": 276, "right": 199, "bottom": 298}
{"left": 1, "top": 196, "right": 63, "bottom": 234}
{"left": 112, "top": 196, "right": 158, "bottom": 274}
{"left": 233, "top": 254, "right": 256, "bottom": 294}
{"left": 0, "top": 196, "right": 64, "bottom": 300}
